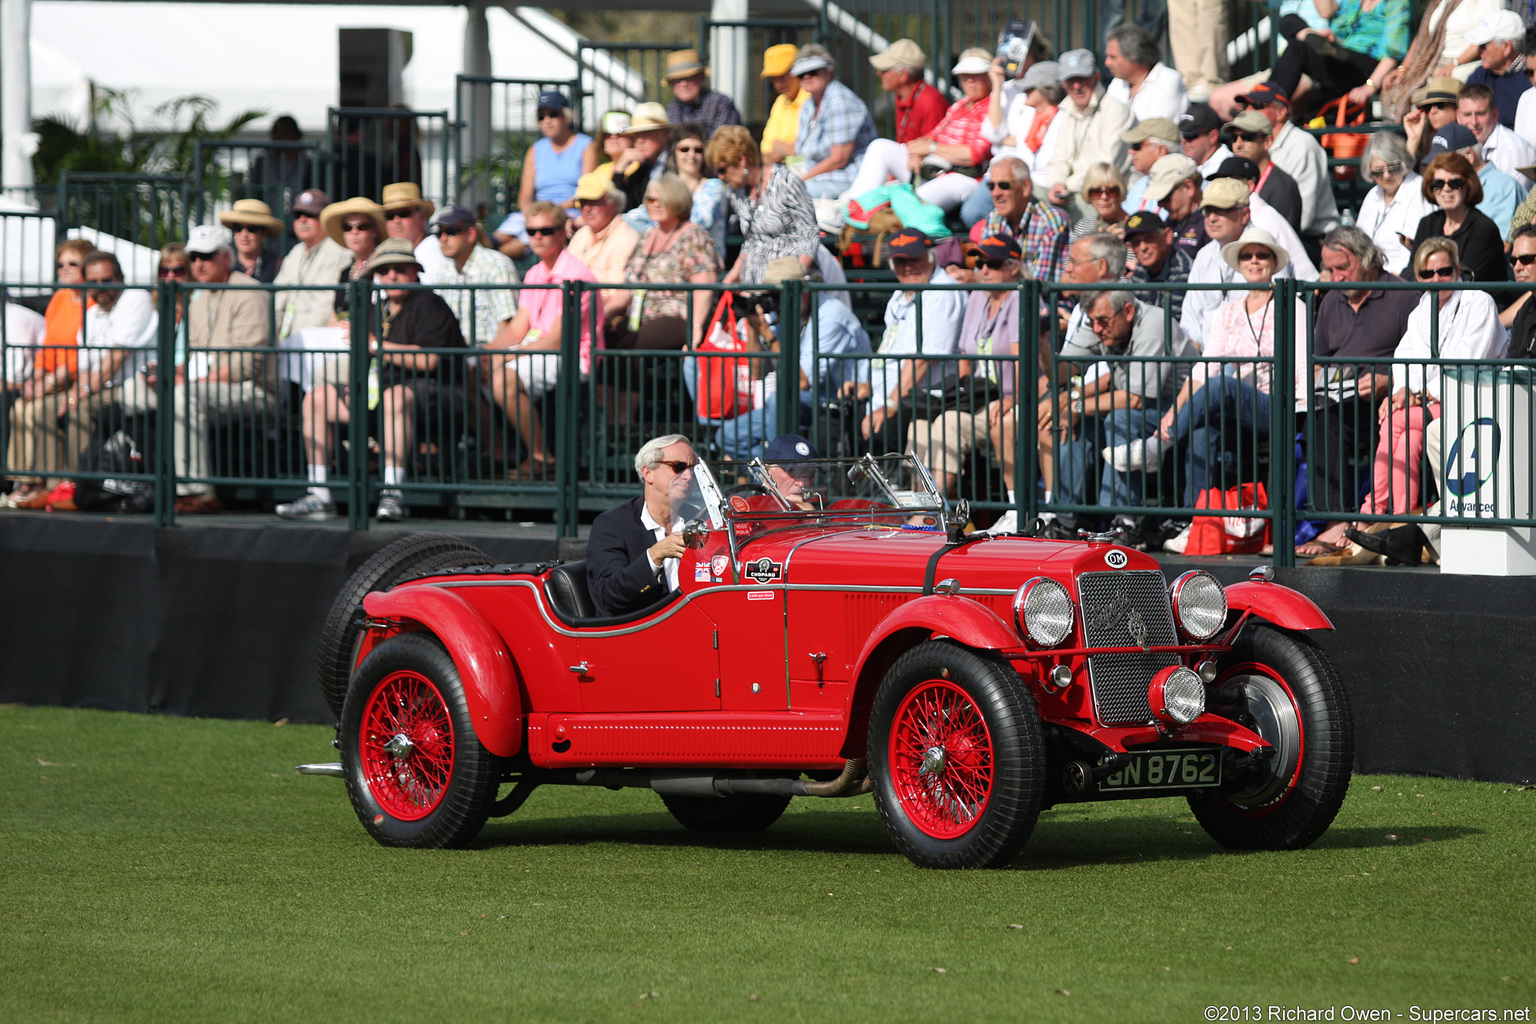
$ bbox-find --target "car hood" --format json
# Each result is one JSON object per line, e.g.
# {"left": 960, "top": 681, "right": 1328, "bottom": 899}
{"left": 737, "top": 526, "right": 1162, "bottom": 592}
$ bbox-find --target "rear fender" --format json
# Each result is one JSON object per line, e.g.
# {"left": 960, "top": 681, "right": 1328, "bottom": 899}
{"left": 840, "top": 595, "right": 1025, "bottom": 758}
{"left": 362, "top": 586, "right": 522, "bottom": 757}
{"left": 1225, "top": 581, "right": 1333, "bottom": 632}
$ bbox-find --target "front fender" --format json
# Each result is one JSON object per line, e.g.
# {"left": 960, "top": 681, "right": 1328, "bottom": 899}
{"left": 849, "top": 594, "right": 1021, "bottom": 682}
{"left": 1225, "top": 580, "right": 1333, "bottom": 632}
{"left": 363, "top": 585, "right": 522, "bottom": 757}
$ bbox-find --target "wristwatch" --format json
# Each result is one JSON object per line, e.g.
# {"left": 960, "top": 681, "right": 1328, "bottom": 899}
{"left": 928, "top": 140, "right": 937, "bottom": 155}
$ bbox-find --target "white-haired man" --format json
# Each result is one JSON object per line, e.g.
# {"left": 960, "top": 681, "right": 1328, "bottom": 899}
{"left": 586, "top": 434, "right": 697, "bottom": 617}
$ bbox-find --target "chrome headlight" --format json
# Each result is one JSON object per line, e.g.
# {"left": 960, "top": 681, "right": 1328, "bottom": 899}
{"left": 1149, "top": 666, "right": 1207, "bottom": 726}
{"left": 1013, "top": 577, "right": 1074, "bottom": 647}
{"left": 1170, "top": 570, "right": 1227, "bottom": 641}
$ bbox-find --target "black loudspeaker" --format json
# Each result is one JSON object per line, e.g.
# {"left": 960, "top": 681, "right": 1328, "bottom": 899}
{"left": 339, "top": 28, "right": 413, "bottom": 109}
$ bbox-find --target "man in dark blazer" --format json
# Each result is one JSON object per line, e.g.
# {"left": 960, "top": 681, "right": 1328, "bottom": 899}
{"left": 586, "top": 434, "right": 697, "bottom": 617}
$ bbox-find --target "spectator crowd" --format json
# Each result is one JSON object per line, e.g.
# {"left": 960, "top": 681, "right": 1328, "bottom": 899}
{"left": 5, "top": 10, "right": 1536, "bottom": 562}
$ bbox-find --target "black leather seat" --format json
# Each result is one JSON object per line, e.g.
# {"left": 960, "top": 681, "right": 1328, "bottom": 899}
{"left": 545, "top": 559, "right": 597, "bottom": 621}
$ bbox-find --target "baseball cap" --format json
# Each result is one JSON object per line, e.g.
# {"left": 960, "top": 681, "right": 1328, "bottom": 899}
{"left": 1214, "top": 155, "right": 1261, "bottom": 181}
{"left": 1020, "top": 61, "right": 1061, "bottom": 91}
{"left": 1123, "top": 211, "right": 1167, "bottom": 237}
{"left": 1200, "top": 177, "right": 1253, "bottom": 210}
{"left": 1237, "top": 82, "right": 1289, "bottom": 108}
{"left": 185, "top": 224, "right": 232, "bottom": 256}
{"left": 1059, "top": 49, "right": 1097, "bottom": 79}
{"left": 886, "top": 229, "right": 933, "bottom": 259}
{"left": 537, "top": 91, "right": 570, "bottom": 112}
{"left": 764, "top": 434, "right": 819, "bottom": 465}
{"left": 869, "top": 38, "right": 925, "bottom": 72}
{"left": 573, "top": 173, "right": 612, "bottom": 202}
{"left": 1424, "top": 123, "right": 1479, "bottom": 164}
{"left": 429, "top": 204, "right": 476, "bottom": 232}
{"left": 968, "top": 233, "right": 1022, "bottom": 262}
{"left": 761, "top": 43, "right": 799, "bottom": 78}
{"left": 1225, "top": 110, "right": 1274, "bottom": 135}
{"left": 1179, "top": 106, "right": 1222, "bottom": 138}
{"left": 1122, "top": 118, "right": 1181, "bottom": 147}
{"left": 1142, "top": 154, "right": 1201, "bottom": 202}
{"left": 290, "top": 189, "right": 330, "bottom": 216}
{"left": 1465, "top": 9, "right": 1525, "bottom": 44}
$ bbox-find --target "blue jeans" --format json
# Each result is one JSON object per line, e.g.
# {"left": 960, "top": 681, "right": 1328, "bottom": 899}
{"left": 1057, "top": 399, "right": 1169, "bottom": 511}
{"left": 1171, "top": 373, "right": 1271, "bottom": 505}
{"left": 960, "top": 184, "right": 995, "bottom": 228}
{"left": 714, "top": 389, "right": 813, "bottom": 462}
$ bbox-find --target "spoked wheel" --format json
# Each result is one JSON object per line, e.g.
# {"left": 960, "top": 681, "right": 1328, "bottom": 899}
{"left": 1188, "top": 624, "right": 1354, "bottom": 850}
{"left": 340, "top": 633, "right": 502, "bottom": 848}
{"left": 868, "top": 641, "right": 1044, "bottom": 868}
{"left": 317, "top": 534, "right": 490, "bottom": 720}
{"left": 660, "top": 792, "right": 792, "bottom": 832}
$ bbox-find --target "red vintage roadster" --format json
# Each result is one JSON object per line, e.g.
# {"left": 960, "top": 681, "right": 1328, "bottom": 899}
{"left": 302, "top": 455, "right": 1352, "bottom": 868}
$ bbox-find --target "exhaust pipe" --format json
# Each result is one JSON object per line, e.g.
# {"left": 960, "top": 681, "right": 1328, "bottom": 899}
{"left": 295, "top": 762, "right": 345, "bottom": 777}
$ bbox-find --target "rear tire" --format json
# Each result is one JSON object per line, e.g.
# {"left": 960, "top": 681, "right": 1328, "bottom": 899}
{"left": 868, "top": 641, "right": 1044, "bottom": 868}
{"left": 317, "top": 533, "right": 490, "bottom": 719}
{"left": 1188, "top": 624, "right": 1353, "bottom": 850}
{"left": 660, "top": 792, "right": 792, "bottom": 832}
{"left": 340, "top": 632, "right": 502, "bottom": 848}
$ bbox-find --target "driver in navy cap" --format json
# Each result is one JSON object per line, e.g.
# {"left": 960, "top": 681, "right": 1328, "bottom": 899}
{"left": 762, "top": 433, "right": 819, "bottom": 509}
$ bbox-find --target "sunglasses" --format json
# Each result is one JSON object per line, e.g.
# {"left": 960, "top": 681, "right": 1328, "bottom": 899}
{"left": 1526, "top": 68, "right": 1536, "bottom": 78}
{"left": 1428, "top": 102, "right": 1457, "bottom": 111}
{"left": 1368, "top": 163, "right": 1404, "bottom": 180}
{"left": 85, "top": 277, "right": 117, "bottom": 286}
{"left": 675, "top": 145, "right": 704, "bottom": 154}
{"left": 976, "top": 258, "right": 1014, "bottom": 270}
{"left": 1089, "top": 187, "right": 1120, "bottom": 197}
{"left": 292, "top": 210, "right": 318, "bottom": 221}
{"left": 188, "top": 252, "right": 217, "bottom": 263}
{"left": 56, "top": 260, "right": 81, "bottom": 269}
{"left": 232, "top": 224, "right": 264, "bottom": 234}
{"left": 343, "top": 221, "right": 376, "bottom": 232}
{"left": 1232, "top": 130, "right": 1266, "bottom": 143}
{"left": 384, "top": 210, "right": 415, "bottom": 221}
{"left": 1417, "top": 265, "right": 1457, "bottom": 279}
{"left": 1128, "top": 142, "right": 1146, "bottom": 151}
{"left": 159, "top": 265, "right": 189, "bottom": 278}
{"left": 527, "top": 225, "right": 561, "bottom": 236}
{"left": 437, "top": 226, "right": 467, "bottom": 237}
{"left": 1088, "top": 314, "right": 1120, "bottom": 328}
{"left": 537, "top": 109, "right": 563, "bottom": 120}
{"left": 797, "top": 69, "right": 827, "bottom": 79}
{"left": 1239, "top": 249, "right": 1275, "bottom": 261}
{"left": 1430, "top": 177, "right": 1467, "bottom": 192}
{"left": 988, "top": 180, "right": 1017, "bottom": 192}
{"left": 1513, "top": 253, "right": 1536, "bottom": 266}
{"left": 656, "top": 460, "right": 695, "bottom": 474}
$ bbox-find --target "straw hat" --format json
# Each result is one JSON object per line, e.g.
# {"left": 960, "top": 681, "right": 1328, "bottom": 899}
{"left": 664, "top": 49, "right": 709, "bottom": 83}
{"left": 1221, "top": 227, "right": 1290, "bottom": 274}
{"left": 218, "top": 199, "right": 284, "bottom": 235}
{"left": 379, "top": 181, "right": 435, "bottom": 216}
{"left": 621, "top": 102, "right": 671, "bottom": 135}
{"left": 364, "top": 237, "right": 423, "bottom": 276}
{"left": 320, "top": 197, "right": 387, "bottom": 246}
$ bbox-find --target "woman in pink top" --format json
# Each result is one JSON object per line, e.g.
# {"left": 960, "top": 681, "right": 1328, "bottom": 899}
{"left": 487, "top": 201, "right": 600, "bottom": 479}
{"left": 1106, "top": 228, "right": 1308, "bottom": 506}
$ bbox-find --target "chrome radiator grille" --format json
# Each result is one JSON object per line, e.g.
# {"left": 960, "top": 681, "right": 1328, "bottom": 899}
{"left": 1076, "top": 570, "right": 1178, "bottom": 725}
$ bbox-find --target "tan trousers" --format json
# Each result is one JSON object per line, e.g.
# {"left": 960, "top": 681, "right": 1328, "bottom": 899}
{"left": 6, "top": 390, "right": 71, "bottom": 484}
{"left": 1168, "top": 0, "right": 1230, "bottom": 93}
{"left": 909, "top": 408, "right": 996, "bottom": 488}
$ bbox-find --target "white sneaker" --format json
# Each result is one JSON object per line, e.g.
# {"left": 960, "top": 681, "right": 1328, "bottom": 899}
{"left": 1163, "top": 523, "right": 1192, "bottom": 554}
{"left": 276, "top": 493, "right": 336, "bottom": 520}
{"left": 988, "top": 509, "right": 1018, "bottom": 535}
{"left": 375, "top": 489, "right": 407, "bottom": 522}
{"left": 1103, "top": 436, "right": 1163, "bottom": 472}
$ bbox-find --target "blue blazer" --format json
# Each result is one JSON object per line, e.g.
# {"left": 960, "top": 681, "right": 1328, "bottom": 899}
{"left": 586, "top": 496, "right": 669, "bottom": 617}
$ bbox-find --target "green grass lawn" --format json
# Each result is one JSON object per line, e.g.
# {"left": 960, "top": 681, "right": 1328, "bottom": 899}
{"left": 3, "top": 704, "right": 1532, "bottom": 1024}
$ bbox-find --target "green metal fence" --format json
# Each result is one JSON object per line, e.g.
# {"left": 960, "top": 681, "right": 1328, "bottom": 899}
{"left": 190, "top": 138, "right": 328, "bottom": 232}
{"left": 325, "top": 107, "right": 454, "bottom": 208}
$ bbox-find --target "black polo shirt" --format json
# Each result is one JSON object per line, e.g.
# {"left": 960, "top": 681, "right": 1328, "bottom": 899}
{"left": 380, "top": 288, "right": 466, "bottom": 388}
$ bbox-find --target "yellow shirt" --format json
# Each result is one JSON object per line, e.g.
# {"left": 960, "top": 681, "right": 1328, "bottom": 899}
{"left": 760, "top": 90, "right": 809, "bottom": 160}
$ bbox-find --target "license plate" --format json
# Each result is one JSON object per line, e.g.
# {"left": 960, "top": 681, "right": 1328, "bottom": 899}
{"left": 1099, "top": 748, "right": 1221, "bottom": 792}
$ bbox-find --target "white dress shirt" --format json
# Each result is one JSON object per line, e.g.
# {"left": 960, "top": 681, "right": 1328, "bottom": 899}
{"left": 1105, "top": 63, "right": 1190, "bottom": 123}
{"left": 1356, "top": 174, "right": 1435, "bottom": 277}
{"left": 1393, "top": 289, "right": 1507, "bottom": 400}
{"left": 82, "top": 289, "right": 158, "bottom": 386}
{"left": 1481, "top": 124, "right": 1536, "bottom": 194}
{"left": 1195, "top": 144, "right": 1234, "bottom": 181}
{"left": 638, "top": 501, "right": 683, "bottom": 593}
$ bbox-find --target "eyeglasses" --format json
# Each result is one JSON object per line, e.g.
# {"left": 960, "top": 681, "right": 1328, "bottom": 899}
{"left": 158, "top": 265, "right": 189, "bottom": 278}
{"left": 988, "top": 180, "right": 1017, "bottom": 192}
{"left": 1513, "top": 253, "right": 1536, "bottom": 266}
{"left": 1417, "top": 264, "right": 1457, "bottom": 279}
{"left": 437, "top": 226, "right": 467, "bottom": 237}
{"left": 1088, "top": 187, "right": 1119, "bottom": 198}
{"left": 1232, "top": 130, "right": 1266, "bottom": 143}
{"left": 343, "top": 221, "right": 376, "bottom": 232}
{"left": 527, "top": 225, "right": 561, "bottom": 236}
{"left": 188, "top": 252, "right": 217, "bottom": 263}
{"left": 232, "top": 224, "right": 264, "bottom": 234}
{"left": 675, "top": 145, "right": 704, "bottom": 154}
{"left": 1368, "top": 163, "right": 1404, "bottom": 180}
{"left": 1430, "top": 177, "right": 1467, "bottom": 192}
{"left": 656, "top": 460, "right": 696, "bottom": 474}
{"left": 384, "top": 210, "right": 415, "bottom": 221}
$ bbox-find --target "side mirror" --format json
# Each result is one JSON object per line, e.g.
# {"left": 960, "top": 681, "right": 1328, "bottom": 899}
{"left": 681, "top": 518, "right": 711, "bottom": 549}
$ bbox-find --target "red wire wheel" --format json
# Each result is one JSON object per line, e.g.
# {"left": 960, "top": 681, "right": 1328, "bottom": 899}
{"left": 359, "top": 670, "right": 456, "bottom": 821}
{"left": 888, "top": 680, "right": 996, "bottom": 839}
{"left": 868, "top": 641, "right": 1044, "bottom": 869}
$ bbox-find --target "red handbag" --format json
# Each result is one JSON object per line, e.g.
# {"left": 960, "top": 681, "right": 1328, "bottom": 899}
{"left": 694, "top": 293, "right": 755, "bottom": 421}
{"left": 1185, "top": 483, "right": 1272, "bottom": 556}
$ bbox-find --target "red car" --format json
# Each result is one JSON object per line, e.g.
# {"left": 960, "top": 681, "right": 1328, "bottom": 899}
{"left": 305, "top": 454, "right": 1352, "bottom": 869}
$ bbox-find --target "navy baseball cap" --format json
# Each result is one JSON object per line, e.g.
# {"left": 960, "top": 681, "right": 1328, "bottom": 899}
{"left": 764, "top": 434, "right": 819, "bottom": 466}
{"left": 886, "top": 229, "right": 933, "bottom": 259}
{"left": 1423, "top": 123, "right": 1478, "bottom": 165}
{"left": 537, "top": 91, "right": 570, "bottom": 112}
{"left": 429, "top": 204, "right": 476, "bottom": 232}
{"left": 1123, "top": 211, "right": 1167, "bottom": 237}
{"left": 1179, "top": 106, "right": 1222, "bottom": 138}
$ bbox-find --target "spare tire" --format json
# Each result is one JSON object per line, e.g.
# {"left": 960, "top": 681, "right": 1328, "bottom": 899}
{"left": 316, "top": 533, "right": 490, "bottom": 720}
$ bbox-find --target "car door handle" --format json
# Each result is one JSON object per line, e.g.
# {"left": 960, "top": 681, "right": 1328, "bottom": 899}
{"left": 569, "top": 662, "right": 589, "bottom": 674}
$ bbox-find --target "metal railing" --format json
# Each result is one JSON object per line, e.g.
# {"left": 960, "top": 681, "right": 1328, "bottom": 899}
{"left": 325, "top": 107, "right": 453, "bottom": 209}
{"left": 4, "top": 275, "right": 1532, "bottom": 566}
{"left": 191, "top": 138, "right": 328, "bottom": 232}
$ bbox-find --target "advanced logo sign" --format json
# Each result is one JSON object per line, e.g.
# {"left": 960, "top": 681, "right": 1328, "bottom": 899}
{"left": 1444, "top": 417, "right": 1500, "bottom": 513}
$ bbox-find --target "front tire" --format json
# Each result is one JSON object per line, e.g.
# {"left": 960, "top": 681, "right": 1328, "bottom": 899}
{"left": 868, "top": 641, "right": 1045, "bottom": 869}
{"left": 340, "top": 632, "right": 502, "bottom": 848}
{"left": 660, "top": 792, "right": 792, "bottom": 832}
{"left": 1188, "top": 623, "right": 1353, "bottom": 850}
{"left": 318, "top": 533, "right": 490, "bottom": 719}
